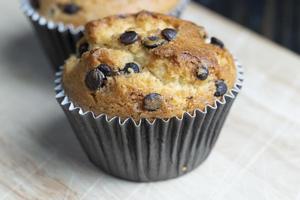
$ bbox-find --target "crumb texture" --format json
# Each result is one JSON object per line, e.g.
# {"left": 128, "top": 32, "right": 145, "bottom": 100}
{"left": 37, "top": 0, "right": 181, "bottom": 26}
{"left": 63, "top": 11, "right": 237, "bottom": 120}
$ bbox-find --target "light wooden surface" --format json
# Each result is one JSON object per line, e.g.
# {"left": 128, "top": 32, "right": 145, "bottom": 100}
{"left": 0, "top": 1, "right": 300, "bottom": 199}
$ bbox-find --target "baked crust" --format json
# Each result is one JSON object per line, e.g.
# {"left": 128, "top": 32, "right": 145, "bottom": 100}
{"left": 37, "top": 0, "right": 181, "bottom": 27}
{"left": 63, "top": 11, "right": 237, "bottom": 120}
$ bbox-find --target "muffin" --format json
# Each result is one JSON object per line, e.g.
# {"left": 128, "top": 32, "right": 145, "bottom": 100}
{"left": 37, "top": 0, "right": 184, "bottom": 27}
{"left": 55, "top": 11, "right": 243, "bottom": 182}
{"left": 21, "top": 0, "right": 190, "bottom": 70}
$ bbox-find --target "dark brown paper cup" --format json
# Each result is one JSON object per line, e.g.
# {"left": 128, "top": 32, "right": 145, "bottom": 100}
{"left": 54, "top": 60, "right": 243, "bottom": 182}
{"left": 21, "top": 0, "right": 190, "bottom": 71}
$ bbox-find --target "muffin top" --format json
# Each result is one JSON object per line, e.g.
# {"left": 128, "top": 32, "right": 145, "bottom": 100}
{"left": 33, "top": 0, "right": 181, "bottom": 27}
{"left": 62, "top": 11, "right": 237, "bottom": 121}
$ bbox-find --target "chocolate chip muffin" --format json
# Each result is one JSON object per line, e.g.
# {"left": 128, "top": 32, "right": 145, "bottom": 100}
{"left": 34, "top": 0, "right": 185, "bottom": 27}
{"left": 56, "top": 11, "right": 243, "bottom": 181}
{"left": 62, "top": 11, "right": 237, "bottom": 121}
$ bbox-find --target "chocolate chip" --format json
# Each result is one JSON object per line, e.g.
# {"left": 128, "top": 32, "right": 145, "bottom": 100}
{"left": 211, "top": 37, "right": 224, "bottom": 48}
{"left": 85, "top": 69, "right": 105, "bottom": 91}
{"left": 78, "top": 42, "right": 89, "bottom": 57}
{"left": 123, "top": 62, "right": 140, "bottom": 74}
{"left": 143, "top": 93, "right": 163, "bottom": 111}
{"left": 98, "top": 64, "right": 113, "bottom": 77}
{"left": 196, "top": 65, "right": 209, "bottom": 80}
{"left": 143, "top": 36, "right": 166, "bottom": 49}
{"left": 119, "top": 31, "right": 138, "bottom": 45}
{"left": 214, "top": 80, "right": 228, "bottom": 97}
{"left": 30, "top": 0, "right": 40, "bottom": 9}
{"left": 62, "top": 3, "right": 80, "bottom": 15}
{"left": 49, "top": 7, "right": 56, "bottom": 16}
{"left": 161, "top": 28, "right": 177, "bottom": 41}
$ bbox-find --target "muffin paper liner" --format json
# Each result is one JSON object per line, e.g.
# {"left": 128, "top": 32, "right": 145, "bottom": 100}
{"left": 169, "top": 0, "right": 190, "bottom": 17}
{"left": 54, "top": 60, "right": 243, "bottom": 182}
{"left": 20, "top": 0, "right": 190, "bottom": 71}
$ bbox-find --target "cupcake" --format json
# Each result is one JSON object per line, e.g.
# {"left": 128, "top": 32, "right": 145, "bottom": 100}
{"left": 21, "top": 0, "right": 190, "bottom": 70}
{"left": 55, "top": 11, "right": 243, "bottom": 182}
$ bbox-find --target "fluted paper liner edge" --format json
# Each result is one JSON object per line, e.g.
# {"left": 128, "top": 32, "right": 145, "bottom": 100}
{"left": 54, "top": 56, "right": 243, "bottom": 182}
{"left": 54, "top": 60, "right": 243, "bottom": 182}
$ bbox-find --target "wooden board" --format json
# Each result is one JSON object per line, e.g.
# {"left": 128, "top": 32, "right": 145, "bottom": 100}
{"left": 0, "top": 1, "right": 299, "bottom": 199}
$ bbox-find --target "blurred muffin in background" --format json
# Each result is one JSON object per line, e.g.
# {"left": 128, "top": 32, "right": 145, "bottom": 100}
{"left": 22, "top": 0, "right": 190, "bottom": 70}
{"left": 37, "top": 0, "right": 186, "bottom": 27}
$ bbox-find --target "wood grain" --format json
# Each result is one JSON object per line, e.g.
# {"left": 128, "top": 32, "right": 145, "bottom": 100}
{"left": 0, "top": 1, "right": 299, "bottom": 199}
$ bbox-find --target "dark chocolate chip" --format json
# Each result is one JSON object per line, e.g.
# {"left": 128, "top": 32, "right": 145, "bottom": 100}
{"left": 214, "top": 80, "right": 228, "bottom": 97}
{"left": 85, "top": 68, "right": 105, "bottom": 91}
{"left": 62, "top": 3, "right": 80, "bottom": 15}
{"left": 119, "top": 31, "right": 139, "bottom": 45}
{"left": 196, "top": 65, "right": 209, "bottom": 80}
{"left": 143, "top": 93, "right": 163, "bottom": 111}
{"left": 161, "top": 28, "right": 177, "bottom": 41}
{"left": 78, "top": 42, "right": 89, "bottom": 57}
{"left": 30, "top": 0, "right": 40, "bottom": 9}
{"left": 98, "top": 64, "right": 113, "bottom": 77}
{"left": 49, "top": 8, "right": 56, "bottom": 16}
{"left": 143, "top": 36, "right": 166, "bottom": 49}
{"left": 211, "top": 37, "right": 224, "bottom": 48}
{"left": 123, "top": 62, "right": 140, "bottom": 74}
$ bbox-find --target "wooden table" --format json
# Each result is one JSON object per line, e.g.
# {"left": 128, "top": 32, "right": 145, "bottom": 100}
{"left": 0, "top": 1, "right": 299, "bottom": 199}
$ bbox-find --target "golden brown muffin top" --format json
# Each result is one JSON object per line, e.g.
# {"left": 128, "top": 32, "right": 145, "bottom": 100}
{"left": 33, "top": 0, "right": 181, "bottom": 27}
{"left": 62, "top": 11, "right": 237, "bottom": 121}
